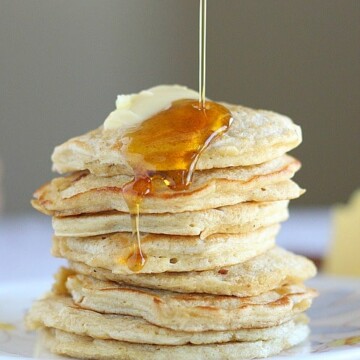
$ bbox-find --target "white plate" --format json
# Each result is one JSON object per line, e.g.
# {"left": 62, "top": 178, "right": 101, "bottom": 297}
{"left": 1, "top": 276, "right": 360, "bottom": 360}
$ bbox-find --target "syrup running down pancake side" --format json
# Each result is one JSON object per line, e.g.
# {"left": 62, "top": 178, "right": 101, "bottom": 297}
{"left": 120, "top": 99, "right": 233, "bottom": 271}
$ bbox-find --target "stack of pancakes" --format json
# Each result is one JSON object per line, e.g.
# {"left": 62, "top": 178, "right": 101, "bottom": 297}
{"left": 26, "top": 103, "right": 317, "bottom": 360}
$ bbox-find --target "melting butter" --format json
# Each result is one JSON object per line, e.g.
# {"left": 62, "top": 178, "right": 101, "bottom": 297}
{"left": 103, "top": 85, "right": 199, "bottom": 130}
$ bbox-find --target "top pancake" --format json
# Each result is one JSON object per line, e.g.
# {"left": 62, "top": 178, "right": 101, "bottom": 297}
{"left": 51, "top": 103, "right": 302, "bottom": 176}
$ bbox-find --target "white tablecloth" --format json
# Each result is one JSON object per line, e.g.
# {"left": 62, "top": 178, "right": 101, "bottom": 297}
{"left": 0, "top": 208, "right": 331, "bottom": 283}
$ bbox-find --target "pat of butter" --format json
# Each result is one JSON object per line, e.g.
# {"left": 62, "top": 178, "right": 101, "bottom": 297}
{"left": 324, "top": 190, "right": 360, "bottom": 277}
{"left": 104, "top": 85, "right": 199, "bottom": 130}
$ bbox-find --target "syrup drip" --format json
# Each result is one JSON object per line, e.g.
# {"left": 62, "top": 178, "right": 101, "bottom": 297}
{"left": 122, "top": 99, "right": 232, "bottom": 271}
{"left": 121, "top": 0, "right": 228, "bottom": 272}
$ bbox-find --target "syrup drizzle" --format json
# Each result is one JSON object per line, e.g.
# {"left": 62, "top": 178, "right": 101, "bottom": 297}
{"left": 121, "top": 0, "right": 233, "bottom": 272}
{"left": 199, "top": 0, "right": 207, "bottom": 108}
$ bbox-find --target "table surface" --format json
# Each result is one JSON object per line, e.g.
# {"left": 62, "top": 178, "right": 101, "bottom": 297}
{"left": 0, "top": 207, "right": 332, "bottom": 283}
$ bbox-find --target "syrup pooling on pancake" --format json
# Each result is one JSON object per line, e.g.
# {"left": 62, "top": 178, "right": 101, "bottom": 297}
{"left": 121, "top": 99, "right": 233, "bottom": 271}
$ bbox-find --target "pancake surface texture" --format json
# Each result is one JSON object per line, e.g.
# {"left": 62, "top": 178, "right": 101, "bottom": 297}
{"left": 41, "top": 322, "right": 309, "bottom": 360}
{"left": 52, "top": 200, "right": 289, "bottom": 238}
{"left": 66, "top": 274, "right": 317, "bottom": 332}
{"left": 26, "top": 295, "right": 308, "bottom": 346}
{"left": 32, "top": 155, "right": 304, "bottom": 216}
{"left": 68, "top": 247, "right": 316, "bottom": 296}
{"left": 51, "top": 103, "right": 302, "bottom": 176}
{"left": 52, "top": 225, "right": 279, "bottom": 273}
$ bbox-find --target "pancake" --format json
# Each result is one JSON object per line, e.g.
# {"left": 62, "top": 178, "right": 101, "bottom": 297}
{"left": 52, "top": 225, "right": 279, "bottom": 274}
{"left": 51, "top": 103, "right": 302, "bottom": 176}
{"left": 41, "top": 321, "right": 309, "bottom": 360}
{"left": 26, "top": 294, "right": 308, "bottom": 345}
{"left": 32, "top": 155, "right": 303, "bottom": 216}
{"left": 68, "top": 247, "right": 316, "bottom": 296}
{"left": 52, "top": 200, "right": 289, "bottom": 238}
{"left": 66, "top": 274, "right": 317, "bottom": 332}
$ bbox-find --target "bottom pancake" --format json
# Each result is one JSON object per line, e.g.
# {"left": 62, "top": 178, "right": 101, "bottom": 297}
{"left": 26, "top": 294, "right": 308, "bottom": 346}
{"left": 40, "top": 322, "right": 309, "bottom": 360}
{"left": 65, "top": 274, "right": 317, "bottom": 332}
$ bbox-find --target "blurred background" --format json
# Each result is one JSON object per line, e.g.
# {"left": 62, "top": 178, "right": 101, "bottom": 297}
{"left": 0, "top": 0, "right": 359, "bottom": 214}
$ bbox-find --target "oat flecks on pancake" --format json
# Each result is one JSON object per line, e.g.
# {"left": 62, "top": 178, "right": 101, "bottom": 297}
{"left": 26, "top": 294, "right": 308, "bottom": 345}
{"left": 52, "top": 200, "right": 289, "bottom": 238}
{"left": 65, "top": 274, "right": 317, "bottom": 332}
{"left": 32, "top": 155, "right": 304, "bottom": 216}
{"left": 68, "top": 247, "right": 316, "bottom": 297}
{"left": 41, "top": 323, "right": 309, "bottom": 360}
{"left": 51, "top": 104, "right": 302, "bottom": 176}
{"left": 52, "top": 225, "right": 279, "bottom": 274}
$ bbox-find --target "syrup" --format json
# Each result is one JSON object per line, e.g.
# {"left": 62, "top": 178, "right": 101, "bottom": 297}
{"left": 122, "top": 99, "right": 232, "bottom": 271}
{"left": 121, "top": 0, "right": 232, "bottom": 272}
{"left": 199, "top": 0, "right": 207, "bottom": 108}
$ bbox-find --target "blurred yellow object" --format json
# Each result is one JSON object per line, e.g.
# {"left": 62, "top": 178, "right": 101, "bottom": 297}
{"left": 0, "top": 157, "right": 3, "bottom": 213}
{"left": 324, "top": 190, "right": 360, "bottom": 277}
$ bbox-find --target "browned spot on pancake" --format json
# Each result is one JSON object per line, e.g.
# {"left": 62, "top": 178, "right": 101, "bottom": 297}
{"left": 98, "top": 286, "right": 159, "bottom": 298}
{"left": 68, "top": 303, "right": 82, "bottom": 310}
{"left": 194, "top": 306, "right": 220, "bottom": 312}
{"left": 270, "top": 296, "right": 291, "bottom": 307}
{"left": 238, "top": 160, "right": 301, "bottom": 186}
{"left": 218, "top": 269, "right": 228, "bottom": 275}
{"left": 72, "top": 139, "right": 87, "bottom": 147}
{"left": 33, "top": 181, "right": 52, "bottom": 198}
{"left": 71, "top": 171, "right": 89, "bottom": 183}
{"left": 111, "top": 140, "right": 123, "bottom": 151}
